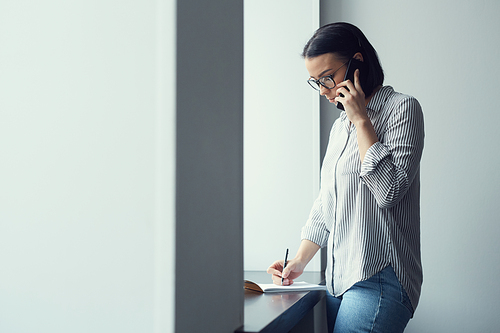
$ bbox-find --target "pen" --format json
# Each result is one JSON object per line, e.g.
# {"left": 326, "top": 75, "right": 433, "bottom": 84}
{"left": 281, "top": 248, "right": 289, "bottom": 286}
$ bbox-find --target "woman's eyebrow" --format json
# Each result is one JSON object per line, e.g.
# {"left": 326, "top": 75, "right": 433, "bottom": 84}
{"left": 310, "top": 68, "right": 333, "bottom": 79}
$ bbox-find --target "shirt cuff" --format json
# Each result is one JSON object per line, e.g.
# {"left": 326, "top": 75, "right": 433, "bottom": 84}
{"left": 301, "top": 225, "right": 329, "bottom": 248}
{"left": 360, "top": 141, "right": 391, "bottom": 177}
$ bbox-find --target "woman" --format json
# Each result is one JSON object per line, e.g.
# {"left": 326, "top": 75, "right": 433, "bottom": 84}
{"left": 267, "top": 22, "right": 424, "bottom": 332}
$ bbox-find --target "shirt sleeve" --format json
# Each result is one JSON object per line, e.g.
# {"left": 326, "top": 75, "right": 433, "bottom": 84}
{"left": 301, "top": 192, "right": 330, "bottom": 248}
{"left": 360, "top": 96, "right": 424, "bottom": 209}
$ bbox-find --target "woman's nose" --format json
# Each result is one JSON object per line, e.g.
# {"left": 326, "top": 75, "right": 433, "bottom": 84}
{"left": 319, "top": 85, "right": 329, "bottom": 96}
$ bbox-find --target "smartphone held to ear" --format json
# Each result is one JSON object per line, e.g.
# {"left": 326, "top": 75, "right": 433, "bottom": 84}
{"left": 336, "top": 58, "right": 366, "bottom": 111}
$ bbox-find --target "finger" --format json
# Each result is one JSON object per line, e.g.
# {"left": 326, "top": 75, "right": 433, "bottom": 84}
{"left": 266, "top": 260, "right": 284, "bottom": 275}
{"left": 282, "top": 266, "right": 289, "bottom": 279}
{"left": 353, "top": 69, "right": 365, "bottom": 96}
{"left": 335, "top": 87, "right": 350, "bottom": 103}
{"left": 271, "top": 274, "right": 284, "bottom": 285}
{"left": 267, "top": 268, "right": 283, "bottom": 279}
{"left": 354, "top": 68, "right": 360, "bottom": 83}
{"left": 336, "top": 86, "right": 348, "bottom": 97}
{"left": 334, "top": 94, "right": 344, "bottom": 105}
{"left": 272, "top": 275, "right": 295, "bottom": 286}
{"left": 282, "top": 276, "right": 297, "bottom": 286}
{"left": 343, "top": 79, "right": 356, "bottom": 94}
{"left": 335, "top": 80, "right": 349, "bottom": 90}
{"left": 282, "top": 260, "right": 296, "bottom": 279}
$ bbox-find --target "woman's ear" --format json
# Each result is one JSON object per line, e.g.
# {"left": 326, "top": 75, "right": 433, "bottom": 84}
{"left": 353, "top": 52, "right": 364, "bottom": 62}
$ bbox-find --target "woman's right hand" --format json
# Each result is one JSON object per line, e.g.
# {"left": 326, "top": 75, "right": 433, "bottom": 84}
{"left": 267, "top": 258, "right": 306, "bottom": 286}
{"left": 266, "top": 240, "right": 321, "bottom": 285}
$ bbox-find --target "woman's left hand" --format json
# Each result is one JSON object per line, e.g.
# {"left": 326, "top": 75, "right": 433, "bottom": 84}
{"left": 335, "top": 69, "right": 369, "bottom": 126}
{"left": 335, "top": 68, "right": 379, "bottom": 163}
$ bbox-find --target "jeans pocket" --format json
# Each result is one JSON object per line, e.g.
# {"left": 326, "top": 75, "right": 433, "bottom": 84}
{"left": 400, "top": 285, "right": 414, "bottom": 316}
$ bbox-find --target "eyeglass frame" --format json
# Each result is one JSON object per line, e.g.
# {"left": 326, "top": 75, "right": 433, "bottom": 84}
{"left": 306, "top": 59, "right": 351, "bottom": 91}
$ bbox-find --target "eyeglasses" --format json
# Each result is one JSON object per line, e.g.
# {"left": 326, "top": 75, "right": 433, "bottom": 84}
{"left": 307, "top": 60, "right": 350, "bottom": 91}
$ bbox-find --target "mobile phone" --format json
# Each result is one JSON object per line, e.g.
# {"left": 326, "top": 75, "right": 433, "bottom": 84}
{"left": 336, "top": 58, "right": 365, "bottom": 111}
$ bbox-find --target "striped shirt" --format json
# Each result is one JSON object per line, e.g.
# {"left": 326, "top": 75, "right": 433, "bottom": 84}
{"left": 301, "top": 85, "right": 424, "bottom": 311}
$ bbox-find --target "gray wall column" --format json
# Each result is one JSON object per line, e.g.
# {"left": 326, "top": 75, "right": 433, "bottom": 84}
{"left": 175, "top": 1, "right": 244, "bottom": 332}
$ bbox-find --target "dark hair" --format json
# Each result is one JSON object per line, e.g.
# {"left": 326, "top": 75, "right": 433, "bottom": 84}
{"left": 302, "top": 22, "right": 384, "bottom": 97}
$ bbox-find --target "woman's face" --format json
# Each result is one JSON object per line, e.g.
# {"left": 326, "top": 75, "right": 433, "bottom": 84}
{"left": 305, "top": 53, "right": 347, "bottom": 104}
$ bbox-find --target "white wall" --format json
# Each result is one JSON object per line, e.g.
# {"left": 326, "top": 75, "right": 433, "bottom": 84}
{"left": 322, "top": 1, "right": 500, "bottom": 331}
{"left": 155, "top": 1, "right": 176, "bottom": 332}
{"left": 0, "top": 1, "right": 175, "bottom": 332}
{"left": 244, "top": 0, "right": 321, "bottom": 271}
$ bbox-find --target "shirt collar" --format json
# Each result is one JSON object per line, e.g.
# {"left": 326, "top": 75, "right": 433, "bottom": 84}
{"left": 366, "top": 85, "right": 393, "bottom": 113}
{"left": 339, "top": 85, "right": 393, "bottom": 130}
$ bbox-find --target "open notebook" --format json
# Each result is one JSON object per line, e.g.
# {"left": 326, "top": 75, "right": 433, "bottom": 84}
{"left": 244, "top": 280, "right": 326, "bottom": 293}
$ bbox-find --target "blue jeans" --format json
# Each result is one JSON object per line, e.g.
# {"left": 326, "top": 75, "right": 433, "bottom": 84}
{"left": 326, "top": 265, "right": 413, "bottom": 333}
